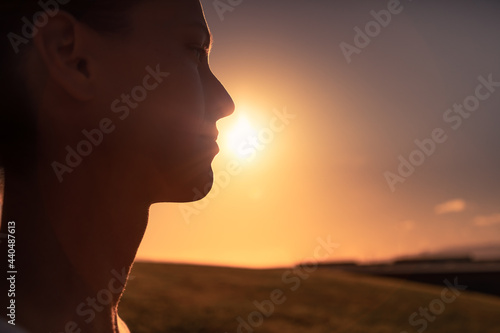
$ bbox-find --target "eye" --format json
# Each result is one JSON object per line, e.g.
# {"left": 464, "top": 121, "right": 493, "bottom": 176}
{"left": 190, "top": 45, "right": 210, "bottom": 62}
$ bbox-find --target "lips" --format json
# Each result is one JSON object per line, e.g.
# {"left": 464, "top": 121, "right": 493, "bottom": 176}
{"left": 199, "top": 132, "right": 220, "bottom": 155}
{"left": 199, "top": 129, "right": 219, "bottom": 141}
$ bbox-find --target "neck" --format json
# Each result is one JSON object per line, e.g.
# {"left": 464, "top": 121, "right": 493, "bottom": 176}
{"left": 1, "top": 162, "right": 149, "bottom": 333}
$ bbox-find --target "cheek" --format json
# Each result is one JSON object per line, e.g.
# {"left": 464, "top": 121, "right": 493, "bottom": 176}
{"left": 152, "top": 62, "right": 205, "bottom": 126}
{"left": 113, "top": 63, "right": 206, "bottom": 157}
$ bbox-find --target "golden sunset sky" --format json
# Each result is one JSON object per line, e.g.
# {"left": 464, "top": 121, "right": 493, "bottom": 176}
{"left": 136, "top": 0, "right": 500, "bottom": 268}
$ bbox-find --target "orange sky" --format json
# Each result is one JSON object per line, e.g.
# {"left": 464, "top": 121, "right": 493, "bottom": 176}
{"left": 135, "top": 0, "right": 500, "bottom": 268}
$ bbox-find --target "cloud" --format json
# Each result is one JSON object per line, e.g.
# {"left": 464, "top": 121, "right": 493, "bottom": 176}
{"left": 434, "top": 199, "right": 466, "bottom": 215}
{"left": 474, "top": 213, "right": 500, "bottom": 227}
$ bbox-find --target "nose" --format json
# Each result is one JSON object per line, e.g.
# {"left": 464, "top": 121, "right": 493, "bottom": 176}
{"left": 205, "top": 72, "right": 235, "bottom": 122}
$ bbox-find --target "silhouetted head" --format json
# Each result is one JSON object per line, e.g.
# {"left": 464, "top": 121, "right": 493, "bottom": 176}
{"left": 0, "top": 0, "right": 234, "bottom": 206}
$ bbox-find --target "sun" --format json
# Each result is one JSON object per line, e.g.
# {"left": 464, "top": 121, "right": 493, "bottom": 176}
{"left": 218, "top": 109, "right": 259, "bottom": 160}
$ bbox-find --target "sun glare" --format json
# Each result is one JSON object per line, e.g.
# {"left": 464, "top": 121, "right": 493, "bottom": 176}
{"left": 219, "top": 112, "right": 259, "bottom": 159}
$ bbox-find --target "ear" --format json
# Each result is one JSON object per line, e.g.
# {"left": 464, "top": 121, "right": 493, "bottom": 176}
{"left": 32, "top": 12, "right": 96, "bottom": 101}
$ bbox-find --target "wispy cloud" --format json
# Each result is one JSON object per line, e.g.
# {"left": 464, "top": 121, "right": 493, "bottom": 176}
{"left": 474, "top": 213, "right": 500, "bottom": 227}
{"left": 434, "top": 199, "right": 466, "bottom": 215}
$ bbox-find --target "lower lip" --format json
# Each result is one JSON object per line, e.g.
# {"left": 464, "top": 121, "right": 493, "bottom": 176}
{"left": 201, "top": 137, "right": 220, "bottom": 154}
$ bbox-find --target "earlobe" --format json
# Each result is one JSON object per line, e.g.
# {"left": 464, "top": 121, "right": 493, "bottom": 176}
{"left": 32, "top": 12, "right": 95, "bottom": 101}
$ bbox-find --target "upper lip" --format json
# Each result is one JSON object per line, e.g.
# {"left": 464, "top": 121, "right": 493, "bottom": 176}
{"left": 200, "top": 129, "right": 219, "bottom": 141}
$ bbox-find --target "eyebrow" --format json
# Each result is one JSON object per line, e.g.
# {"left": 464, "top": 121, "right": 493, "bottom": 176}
{"left": 187, "top": 22, "right": 213, "bottom": 50}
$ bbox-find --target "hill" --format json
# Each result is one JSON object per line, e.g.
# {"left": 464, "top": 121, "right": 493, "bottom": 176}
{"left": 119, "top": 262, "right": 500, "bottom": 333}
{"left": 311, "top": 258, "right": 500, "bottom": 296}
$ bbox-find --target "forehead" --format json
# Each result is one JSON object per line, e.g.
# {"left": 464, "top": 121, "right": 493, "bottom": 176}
{"left": 128, "top": 0, "right": 208, "bottom": 31}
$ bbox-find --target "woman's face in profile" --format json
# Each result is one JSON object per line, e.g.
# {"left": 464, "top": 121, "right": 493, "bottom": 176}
{"left": 64, "top": 0, "right": 234, "bottom": 202}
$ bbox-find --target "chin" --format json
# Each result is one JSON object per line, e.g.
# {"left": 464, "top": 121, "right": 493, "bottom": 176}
{"left": 150, "top": 143, "right": 218, "bottom": 203}
{"left": 155, "top": 166, "right": 214, "bottom": 204}
{"left": 186, "top": 167, "right": 214, "bottom": 202}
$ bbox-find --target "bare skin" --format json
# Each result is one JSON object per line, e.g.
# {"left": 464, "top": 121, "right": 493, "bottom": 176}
{"left": 0, "top": 1, "right": 234, "bottom": 332}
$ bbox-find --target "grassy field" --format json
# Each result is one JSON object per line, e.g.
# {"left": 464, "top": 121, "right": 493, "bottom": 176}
{"left": 119, "top": 262, "right": 500, "bottom": 333}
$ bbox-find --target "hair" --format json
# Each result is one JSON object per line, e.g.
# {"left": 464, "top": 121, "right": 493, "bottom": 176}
{"left": 0, "top": 0, "right": 141, "bottom": 170}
